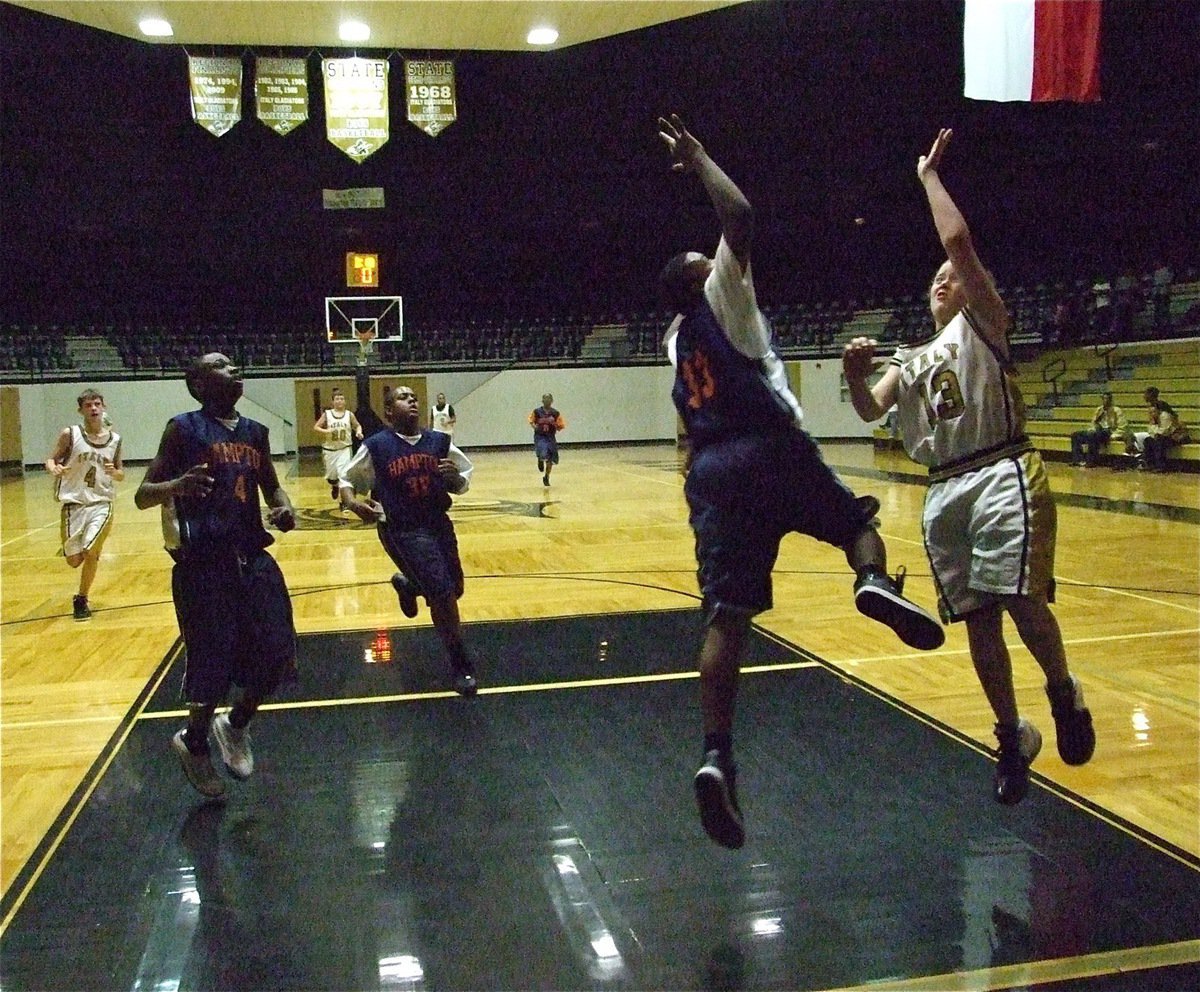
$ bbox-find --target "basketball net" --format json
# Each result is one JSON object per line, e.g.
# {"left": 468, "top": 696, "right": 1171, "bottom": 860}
{"left": 353, "top": 325, "right": 378, "bottom": 365}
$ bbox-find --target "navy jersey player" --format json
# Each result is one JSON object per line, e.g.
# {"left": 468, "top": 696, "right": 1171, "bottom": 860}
{"left": 657, "top": 114, "right": 943, "bottom": 849}
{"left": 528, "top": 393, "right": 565, "bottom": 486}
{"left": 340, "top": 384, "right": 478, "bottom": 696}
{"left": 136, "top": 353, "right": 298, "bottom": 799}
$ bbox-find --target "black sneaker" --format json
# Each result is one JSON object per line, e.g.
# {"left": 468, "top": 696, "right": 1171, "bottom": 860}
{"left": 1047, "top": 675, "right": 1095, "bottom": 765}
{"left": 993, "top": 719, "right": 1042, "bottom": 805}
{"left": 853, "top": 567, "right": 944, "bottom": 650}
{"left": 537, "top": 457, "right": 545, "bottom": 473}
{"left": 543, "top": 473, "right": 550, "bottom": 486}
{"left": 452, "top": 664, "right": 478, "bottom": 697}
{"left": 694, "top": 750, "right": 745, "bottom": 849}
{"left": 390, "top": 573, "right": 419, "bottom": 618}
{"left": 72, "top": 595, "right": 92, "bottom": 621}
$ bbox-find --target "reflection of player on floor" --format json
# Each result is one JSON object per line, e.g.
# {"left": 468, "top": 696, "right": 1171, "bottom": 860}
{"left": 45, "top": 388, "right": 124, "bottom": 621}
{"left": 842, "top": 129, "right": 1095, "bottom": 806}
{"left": 313, "top": 388, "right": 363, "bottom": 511}
{"left": 340, "top": 384, "right": 479, "bottom": 697}
{"left": 136, "top": 353, "right": 298, "bottom": 800}
{"left": 657, "top": 114, "right": 944, "bottom": 850}
{"left": 529, "top": 393, "right": 565, "bottom": 486}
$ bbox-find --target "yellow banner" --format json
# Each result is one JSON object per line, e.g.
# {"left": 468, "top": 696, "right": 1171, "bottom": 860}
{"left": 323, "top": 57, "right": 389, "bottom": 163}
{"left": 405, "top": 60, "right": 456, "bottom": 137}
{"left": 255, "top": 57, "right": 308, "bottom": 136}
{"left": 188, "top": 56, "right": 242, "bottom": 137}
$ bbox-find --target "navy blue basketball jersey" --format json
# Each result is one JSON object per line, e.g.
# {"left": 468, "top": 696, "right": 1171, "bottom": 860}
{"left": 671, "top": 301, "right": 795, "bottom": 449}
{"left": 364, "top": 429, "right": 453, "bottom": 528}
{"left": 168, "top": 411, "right": 274, "bottom": 555}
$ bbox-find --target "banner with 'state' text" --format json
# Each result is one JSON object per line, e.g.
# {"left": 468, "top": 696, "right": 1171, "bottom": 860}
{"left": 188, "top": 56, "right": 242, "bottom": 137}
{"left": 323, "top": 57, "right": 389, "bottom": 163}
{"left": 255, "top": 57, "right": 308, "bottom": 135}
{"left": 405, "top": 60, "right": 456, "bottom": 137}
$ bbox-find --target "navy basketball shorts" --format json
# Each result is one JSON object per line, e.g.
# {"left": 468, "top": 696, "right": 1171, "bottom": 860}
{"left": 378, "top": 517, "right": 465, "bottom": 602}
{"left": 534, "top": 434, "right": 559, "bottom": 464}
{"left": 685, "top": 431, "right": 873, "bottom": 618}
{"left": 172, "top": 549, "right": 297, "bottom": 705}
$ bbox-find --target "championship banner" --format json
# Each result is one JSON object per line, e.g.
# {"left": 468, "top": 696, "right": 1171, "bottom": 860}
{"left": 188, "top": 56, "right": 242, "bottom": 137}
{"left": 323, "top": 57, "right": 389, "bottom": 163}
{"left": 255, "top": 56, "right": 308, "bottom": 135}
{"left": 404, "top": 60, "right": 456, "bottom": 137}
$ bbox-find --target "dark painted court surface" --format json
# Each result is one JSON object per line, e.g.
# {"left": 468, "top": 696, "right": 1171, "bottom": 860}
{"left": 3, "top": 611, "right": 1198, "bottom": 991}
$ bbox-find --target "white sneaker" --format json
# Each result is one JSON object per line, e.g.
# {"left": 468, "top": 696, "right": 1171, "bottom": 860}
{"left": 170, "top": 729, "right": 226, "bottom": 799}
{"left": 211, "top": 713, "right": 254, "bottom": 780}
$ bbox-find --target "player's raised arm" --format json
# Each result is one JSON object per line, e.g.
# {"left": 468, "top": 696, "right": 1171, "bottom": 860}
{"left": 658, "top": 114, "right": 753, "bottom": 267}
{"left": 917, "top": 129, "right": 1009, "bottom": 350}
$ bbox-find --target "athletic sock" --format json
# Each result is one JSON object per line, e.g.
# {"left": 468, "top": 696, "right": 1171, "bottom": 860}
{"left": 704, "top": 732, "right": 733, "bottom": 758}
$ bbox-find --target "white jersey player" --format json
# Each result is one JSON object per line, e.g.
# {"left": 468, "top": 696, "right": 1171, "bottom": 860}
{"left": 45, "top": 388, "right": 124, "bottom": 620}
{"left": 313, "top": 388, "right": 363, "bottom": 511}
{"left": 429, "top": 392, "right": 456, "bottom": 437}
{"left": 842, "top": 128, "right": 1094, "bottom": 807}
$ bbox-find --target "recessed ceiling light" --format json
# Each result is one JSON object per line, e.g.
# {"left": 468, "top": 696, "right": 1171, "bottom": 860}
{"left": 527, "top": 26, "right": 559, "bottom": 46}
{"left": 138, "top": 18, "right": 173, "bottom": 37}
{"left": 339, "top": 20, "right": 371, "bottom": 43}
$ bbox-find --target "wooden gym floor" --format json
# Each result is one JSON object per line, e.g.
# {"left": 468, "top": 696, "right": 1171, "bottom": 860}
{"left": 1, "top": 442, "right": 1197, "bottom": 989}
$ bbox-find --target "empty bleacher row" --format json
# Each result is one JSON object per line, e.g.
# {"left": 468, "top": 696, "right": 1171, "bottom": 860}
{"left": 2, "top": 272, "right": 1197, "bottom": 382}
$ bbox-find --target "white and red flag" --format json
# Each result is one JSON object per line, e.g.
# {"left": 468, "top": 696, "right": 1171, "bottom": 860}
{"left": 964, "top": 0, "right": 1102, "bottom": 102}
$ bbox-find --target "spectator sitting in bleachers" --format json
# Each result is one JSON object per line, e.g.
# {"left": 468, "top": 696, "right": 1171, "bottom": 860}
{"left": 1136, "top": 387, "right": 1191, "bottom": 472}
{"left": 1070, "top": 392, "right": 1128, "bottom": 467}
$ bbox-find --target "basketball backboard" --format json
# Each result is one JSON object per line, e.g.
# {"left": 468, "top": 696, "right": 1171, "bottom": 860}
{"left": 325, "top": 296, "right": 403, "bottom": 345}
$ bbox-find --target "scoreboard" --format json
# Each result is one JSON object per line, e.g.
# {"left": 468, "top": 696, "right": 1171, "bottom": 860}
{"left": 345, "top": 252, "right": 379, "bottom": 288}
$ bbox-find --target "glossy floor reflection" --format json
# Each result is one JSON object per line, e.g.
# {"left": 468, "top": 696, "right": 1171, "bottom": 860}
{"left": 3, "top": 611, "right": 1198, "bottom": 991}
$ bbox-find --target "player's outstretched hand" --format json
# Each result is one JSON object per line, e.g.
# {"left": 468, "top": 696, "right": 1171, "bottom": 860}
{"left": 842, "top": 337, "right": 881, "bottom": 382}
{"left": 658, "top": 114, "right": 704, "bottom": 172}
{"left": 917, "top": 128, "right": 952, "bottom": 183}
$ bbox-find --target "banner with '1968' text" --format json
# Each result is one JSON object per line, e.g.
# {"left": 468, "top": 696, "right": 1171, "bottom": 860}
{"left": 405, "top": 60, "right": 456, "bottom": 137}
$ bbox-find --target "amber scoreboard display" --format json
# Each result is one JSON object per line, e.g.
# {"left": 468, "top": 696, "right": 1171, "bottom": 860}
{"left": 346, "top": 252, "right": 379, "bottom": 288}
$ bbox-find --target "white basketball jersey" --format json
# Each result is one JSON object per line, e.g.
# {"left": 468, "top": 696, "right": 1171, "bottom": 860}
{"left": 430, "top": 403, "right": 455, "bottom": 435}
{"left": 889, "top": 309, "right": 1027, "bottom": 473}
{"left": 323, "top": 410, "right": 353, "bottom": 450}
{"left": 55, "top": 425, "right": 121, "bottom": 505}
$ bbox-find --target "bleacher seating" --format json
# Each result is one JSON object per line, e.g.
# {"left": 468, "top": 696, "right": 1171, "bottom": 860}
{"left": 2, "top": 269, "right": 1197, "bottom": 383}
{"left": 1017, "top": 339, "right": 1199, "bottom": 469}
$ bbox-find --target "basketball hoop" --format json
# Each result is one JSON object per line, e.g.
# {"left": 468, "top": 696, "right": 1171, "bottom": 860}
{"left": 324, "top": 295, "right": 402, "bottom": 368}
{"left": 354, "top": 323, "right": 378, "bottom": 360}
